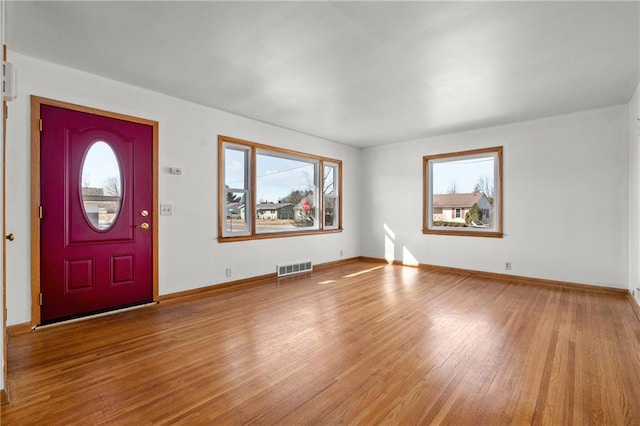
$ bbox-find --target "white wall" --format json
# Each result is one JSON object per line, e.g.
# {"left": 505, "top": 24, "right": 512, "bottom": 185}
{"left": 629, "top": 82, "right": 640, "bottom": 300}
{"left": 361, "top": 105, "right": 629, "bottom": 288}
{"left": 5, "top": 51, "right": 361, "bottom": 325}
{"left": 4, "top": 49, "right": 635, "bottom": 329}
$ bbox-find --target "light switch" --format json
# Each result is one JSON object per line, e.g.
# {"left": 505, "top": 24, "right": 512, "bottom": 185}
{"left": 160, "top": 204, "right": 173, "bottom": 216}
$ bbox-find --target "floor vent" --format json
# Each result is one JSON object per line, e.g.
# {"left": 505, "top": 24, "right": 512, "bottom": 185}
{"left": 277, "top": 260, "right": 313, "bottom": 277}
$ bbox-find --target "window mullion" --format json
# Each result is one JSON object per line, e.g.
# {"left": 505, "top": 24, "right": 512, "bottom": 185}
{"left": 250, "top": 146, "right": 257, "bottom": 236}
{"left": 319, "top": 160, "right": 325, "bottom": 230}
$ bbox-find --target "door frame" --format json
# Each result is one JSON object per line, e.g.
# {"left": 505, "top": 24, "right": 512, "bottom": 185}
{"left": 2, "top": 44, "right": 8, "bottom": 403}
{"left": 30, "top": 96, "right": 159, "bottom": 327}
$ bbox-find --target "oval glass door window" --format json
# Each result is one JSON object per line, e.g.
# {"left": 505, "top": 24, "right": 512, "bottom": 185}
{"left": 81, "top": 141, "right": 122, "bottom": 230}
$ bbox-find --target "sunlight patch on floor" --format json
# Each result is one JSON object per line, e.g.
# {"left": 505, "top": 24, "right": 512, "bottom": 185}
{"left": 343, "top": 265, "right": 385, "bottom": 278}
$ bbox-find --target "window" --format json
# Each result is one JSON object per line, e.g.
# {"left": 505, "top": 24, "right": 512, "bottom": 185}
{"left": 323, "top": 162, "right": 340, "bottom": 230}
{"left": 219, "top": 135, "right": 342, "bottom": 241}
{"left": 222, "top": 144, "right": 251, "bottom": 237}
{"left": 423, "top": 146, "right": 502, "bottom": 237}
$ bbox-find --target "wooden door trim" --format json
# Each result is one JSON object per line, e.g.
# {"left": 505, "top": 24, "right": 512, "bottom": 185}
{"left": 2, "top": 44, "right": 8, "bottom": 400}
{"left": 30, "top": 96, "right": 159, "bottom": 327}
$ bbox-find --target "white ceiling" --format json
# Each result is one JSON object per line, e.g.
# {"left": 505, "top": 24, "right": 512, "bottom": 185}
{"left": 6, "top": 1, "right": 640, "bottom": 148}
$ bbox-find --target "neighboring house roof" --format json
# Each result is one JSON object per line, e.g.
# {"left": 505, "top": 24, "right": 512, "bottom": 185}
{"left": 82, "top": 187, "right": 104, "bottom": 196}
{"left": 433, "top": 193, "right": 486, "bottom": 208}
{"left": 256, "top": 203, "right": 294, "bottom": 210}
{"left": 81, "top": 187, "right": 120, "bottom": 203}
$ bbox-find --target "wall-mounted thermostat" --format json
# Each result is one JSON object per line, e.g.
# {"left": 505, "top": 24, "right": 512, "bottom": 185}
{"left": 169, "top": 167, "right": 182, "bottom": 175}
{"left": 2, "top": 61, "right": 17, "bottom": 101}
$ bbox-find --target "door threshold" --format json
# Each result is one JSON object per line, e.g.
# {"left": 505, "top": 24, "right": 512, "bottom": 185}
{"left": 36, "top": 302, "right": 158, "bottom": 329}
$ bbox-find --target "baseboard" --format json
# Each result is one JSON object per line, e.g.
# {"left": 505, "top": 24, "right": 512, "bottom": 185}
{"left": 312, "top": 257, "right": 361, "bottom": 270}
{"left": 159, "top": 273, "right": 277, "bottom": 302}
{"left": 159, "top": 258, "right": 362, "bottom": 303}
{"left": 358, "top": 256, "right": 628, "bottom": 296}
{"left": 7, "top": 322, "right": 32, "bottom": 336}
{"left": 628, "top": 292, "right": 640, "bottom": 321}
{"left": 1, "top": 388, "right": 8, "bottom": 405}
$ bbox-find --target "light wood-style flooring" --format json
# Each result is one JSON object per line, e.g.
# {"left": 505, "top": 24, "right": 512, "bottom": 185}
{"left": 3, "top": 260, "right": 640, "bottom": 425}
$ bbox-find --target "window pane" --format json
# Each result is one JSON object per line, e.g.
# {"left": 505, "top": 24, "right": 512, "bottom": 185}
{"left": 256, "top": 151, "right": 318, "bottom": 233}
{"left": 324, "top": 165, "right": 335, "bottom": 196}
{"left": 225, "top": 146, "right": 248, "bottom": 190}
{"left": 81, "top": 141, "right": 122, "bottom": 231}
{"left": 224, "top": 190, "right": 249, "bottom": 235}
{"left": 324, "top": 196, "right": 337, "bottom": 227}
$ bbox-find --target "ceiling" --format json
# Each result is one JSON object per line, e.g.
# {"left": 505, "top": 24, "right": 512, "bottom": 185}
{"left": 6, "top": 1, "right": 640, "bottom": 148}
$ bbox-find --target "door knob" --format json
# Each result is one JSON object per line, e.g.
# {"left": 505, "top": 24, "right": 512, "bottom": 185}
{"left": 138, "top": 223, "right": 150, "bottom": 230}
{"left": 141, "top": 210, "right": 149, "bottom": 217}
{"left": 5, "top": 233, "right": 14, "bottom": 241}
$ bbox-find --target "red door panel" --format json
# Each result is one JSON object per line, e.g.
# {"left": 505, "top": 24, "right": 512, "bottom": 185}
{"left": 40, "top": 105, "right": 153, "bottom": 323}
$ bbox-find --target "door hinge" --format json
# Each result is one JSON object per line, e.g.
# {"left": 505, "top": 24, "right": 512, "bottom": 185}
{"left": 39, "top": 205, "right": 43, "bottom": 219}
{"left": 39, "top": 118, "right": 42, "bottom": 131}
{"left": 39, "top": 293, "right": 43, "bottom": 306}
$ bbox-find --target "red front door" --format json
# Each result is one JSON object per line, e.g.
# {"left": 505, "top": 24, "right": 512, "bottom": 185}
{"left": 40, "top": 105, "right": 154, "bottom": 323}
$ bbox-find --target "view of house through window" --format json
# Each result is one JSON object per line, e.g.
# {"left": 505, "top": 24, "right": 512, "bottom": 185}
{"left": 223, "top": 145, "right": 250, "bottom": 236}
{"left": 81, "top": 141, "right": 122, "bottom": 230}
{"left": 219, "top": 136, "right": 342, "bottom": 241}
{"left": 256, "top": 151, "right": 318, "bottom": 233}
{"left": 424, "top": 147, "right": 502, "bottom": 237}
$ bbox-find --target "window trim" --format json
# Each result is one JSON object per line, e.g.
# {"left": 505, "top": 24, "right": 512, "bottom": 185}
{"left": 423, "top": 146, "right": 503, "bottom": 238}
{"left": 218, "top": 135, "right": 343, "bottom": 242}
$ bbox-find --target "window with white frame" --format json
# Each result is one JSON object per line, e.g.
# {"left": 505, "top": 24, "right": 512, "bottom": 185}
{"left": 222, "top": 144, "right": 251, "bottom": 237}
{"left": 323, "top": 162, "right": 339, "bottom": 230}
{"left": 219, "top": 136, "right": 342, "bottom": 241}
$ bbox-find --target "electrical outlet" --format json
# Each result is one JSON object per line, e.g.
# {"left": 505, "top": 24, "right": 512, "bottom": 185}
{"left": 225, "top": 268, "right": 232, "bottom": 278}
{"left": 160, "top": 204, "right": 173, "bottom": 216}
{"left": 505, "top": 261, "right": 512, "bottom": 271}
{"left": 340, "top": 249, "right": 344, "bottom": 256}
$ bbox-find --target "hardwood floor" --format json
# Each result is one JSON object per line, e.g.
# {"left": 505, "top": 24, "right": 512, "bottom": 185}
{"left": 3, "top": 260, "right": 640, "bottom": 425}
